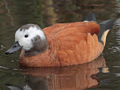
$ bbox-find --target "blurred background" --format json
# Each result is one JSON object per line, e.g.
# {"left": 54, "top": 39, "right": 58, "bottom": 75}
{"left": 0, "top": 0, "right": 120, "bottom": 90}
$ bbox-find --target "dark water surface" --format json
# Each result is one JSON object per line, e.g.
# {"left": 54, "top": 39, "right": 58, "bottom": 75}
{"left": 0, "top": 0, "right": 120, "bottom": 90}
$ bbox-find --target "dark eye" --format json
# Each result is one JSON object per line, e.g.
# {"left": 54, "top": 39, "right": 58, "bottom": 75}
{"left": 24, "top": 34, "right": 28, "bottom": 38}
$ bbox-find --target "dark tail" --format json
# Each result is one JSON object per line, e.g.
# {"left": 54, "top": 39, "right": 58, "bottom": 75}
{"left": 84, "top": 12, "right": 97, "bottom": 22}
{"left": 98, "top": 19, "right": 114, "bottom": 46}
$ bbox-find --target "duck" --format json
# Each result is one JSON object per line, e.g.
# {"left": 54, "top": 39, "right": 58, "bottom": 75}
{"left": 5, "top": 12, "right": 114, "bottom": 67}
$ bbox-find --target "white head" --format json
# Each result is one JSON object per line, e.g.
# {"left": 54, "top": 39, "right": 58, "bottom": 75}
{"left": 6, "top": 24, "right": 48, "bottom": 56}
{"left": 15, "top": 24, "right": 46, "bottom": 50}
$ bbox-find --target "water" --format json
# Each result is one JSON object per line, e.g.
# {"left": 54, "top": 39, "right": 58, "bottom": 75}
{"left": 0, "top": 0, "right": 120, "bottom": 90}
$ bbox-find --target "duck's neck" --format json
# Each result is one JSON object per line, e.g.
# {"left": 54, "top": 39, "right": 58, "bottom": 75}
{"left": 25, "top": 47, "right": 48, "bottom": 56}
{"left": 24, "top": 36, "right": 48, "bottom": 56}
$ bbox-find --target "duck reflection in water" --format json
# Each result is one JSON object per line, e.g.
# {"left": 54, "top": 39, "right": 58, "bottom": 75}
{"left": 6, "top": 56, "right": 108, "bottom": 90}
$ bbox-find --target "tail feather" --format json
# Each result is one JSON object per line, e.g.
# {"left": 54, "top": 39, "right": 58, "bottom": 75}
{"left": 84, "top": 12, "right": 97, "bottom": 22}
{"left": 98, "top": 19, "right": 114, "bottom": 45}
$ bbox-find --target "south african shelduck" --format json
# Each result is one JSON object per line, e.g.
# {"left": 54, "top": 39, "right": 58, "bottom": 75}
{"left": 5, "top": 12, "right": 114, "bottom": 67}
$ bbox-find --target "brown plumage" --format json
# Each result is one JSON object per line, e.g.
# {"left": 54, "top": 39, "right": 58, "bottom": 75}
{"left": 19, "top": 21, "right": 103, "bottom": 67}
